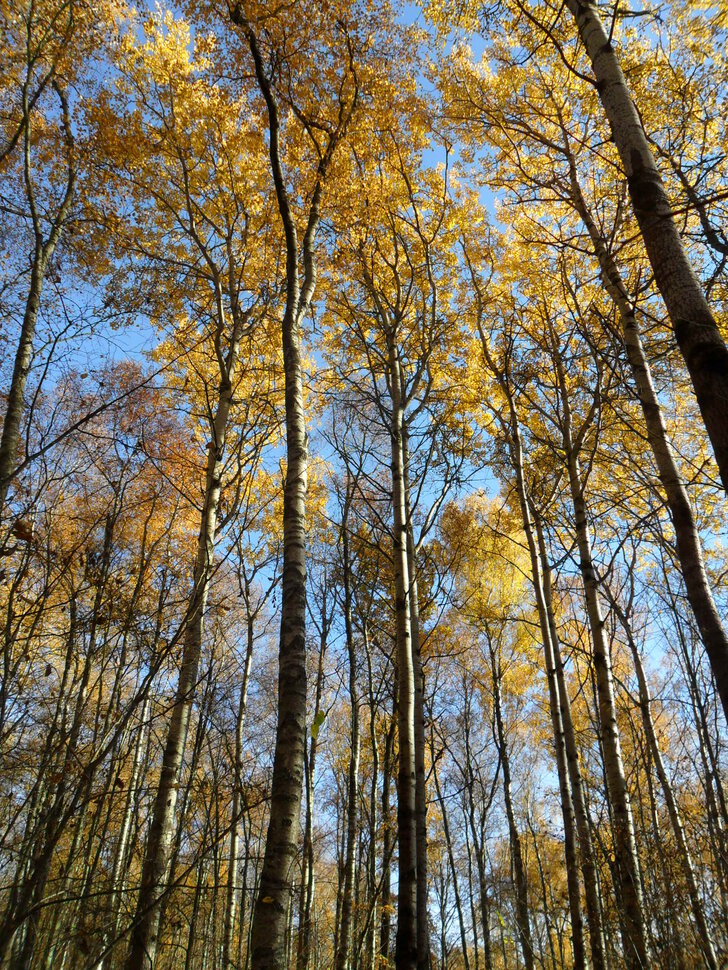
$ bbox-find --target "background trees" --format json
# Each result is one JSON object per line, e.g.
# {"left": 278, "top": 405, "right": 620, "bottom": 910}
{"left": 0, "top": 1, "right": 726, "bottom": 969}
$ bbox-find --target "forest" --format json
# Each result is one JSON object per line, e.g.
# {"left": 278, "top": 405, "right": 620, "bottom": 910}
{"left": 1, "top": 0, "right": 727, "bottom": 968}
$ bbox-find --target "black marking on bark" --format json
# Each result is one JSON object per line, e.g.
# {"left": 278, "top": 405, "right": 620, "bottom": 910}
{"left": 675, "top": 325, "right": 728, "bottom": 377}
{"left": 627, "top": 149, "right": 663, "bottom": 213}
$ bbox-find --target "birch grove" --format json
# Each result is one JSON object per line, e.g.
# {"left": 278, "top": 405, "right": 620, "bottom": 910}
{"left": 1, "top": 1, "right": 727, "bottom": 968}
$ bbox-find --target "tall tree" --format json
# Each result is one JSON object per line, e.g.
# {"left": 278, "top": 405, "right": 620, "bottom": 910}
{"left": 227, "top": 4, "right": 367, "bottom": 965}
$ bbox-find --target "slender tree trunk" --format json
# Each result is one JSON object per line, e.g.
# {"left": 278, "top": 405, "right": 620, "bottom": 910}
{"left": 535, "top": 587, "right": 587, "bottom": 970}
{"left": 527, "top": 812, "right": 558, "bottom": 969}
{"left": 296, "top": 624, "right": 327, "bottom": 970}
{"left": 363, "top": 626, "right": 379, "bottom": 970}
{"left": 335, "top": 504, "right": 360, "bottom": 970}
{"left": 184, "top": 859, "right": 205, "bottom": 970}
{"left": 468, "top": 803, "right": 493, "bottom": 970}
{"left": 462, "top": 807, "right": 481, "bottom": 970}
{"left": 230, "top": 16, "right": 353, "bottom": 966}
{"left": 538, "top": 525, "right": 606, "bottom": 970}
{"left": 125, "top": 355, "right": 239, "bottom": 970}
{"left": 487, "top": 636, "right": 534, "bottom": 970}
{"left": 222, "top": 607, "right": 257, "bottom": 970}
{"left": 402, "top": 426, "right": 431, "bottom": 970}
{"left": 477, "top": 320, "right": 602, "bottom": 970}
{"left": 461, "top": 684, "right": 495, "bottom": 970}
{"left": 566, "top": 155, "right": 728, "bottom": 725}
{"left": 238, "top": 810, "right": 252, "bottom": 970}
{"left": 609, "top": 595, "right": 718, "bottom": 970}
{"left": 0, "top": 82, "right": 75, "bottom": 515}
{"left": 432, "top": 752, "right": 470, "bottom": 970}
{"left": 664, "top": 571, "right": 728, "bottom": 898}
{"left": 555, "top": 351, "right": 649, "bottom": 970}
{"left": 389, "top": 340, "right": 418, "bottom": 970}
{"left": 506, "top": 412, "right": 587, "bottom": 970}
{"left": 380, "top": 712, "right": 396, "bottom": 966}
{"left": 563, "top": 0, "right": 728, "bottom": 492}
{"left": 100, "top": 700, "right": 151, "bottom": 970}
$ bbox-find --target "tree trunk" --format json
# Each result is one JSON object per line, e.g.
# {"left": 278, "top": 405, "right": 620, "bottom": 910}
{"left": 0, "top": 82, "right": 76, "bottom": 515}
{"left": 609, "top": 594, "right": 718, "bottom": 970}
{"left": 477, "top": 315, "right": 603, "bottom": 970}
{"left": 487, "top": 635, "right": 535, "bottom": 970}
{"left": 125, "top": 359, "right": 239, "bottom": 970}
{"left": 555, "top": 347, "right": 649, "bottom": 970}
{"left": 538, "top": 525, "right": 606, "bottom": 970}
{"left": 432, "top": 751, "right": 470, "bottom": 970}
{"left": 100, "top": 700, "right": 151, "bottom": 970}
{"left": 389, "top": 339, "right": 418, "bottom": 970}
{"left": 222, "top": 605, "right": 257, "bottom": 970}
{"left": 363, "top": 624, "right": 379, "bottom": 970}
{"left": 232, "top": 18, "right": 341, "bottom": 966}
{"left": 402, "top": 424, "right": 431, "bottom": 970}
{"left": 566, "top": 154, "right": 728, "bottom": 725}
{"left": 380, "top": 713, "right": 396, "bottom": 966}
{"left": 505, "top": 411, "right": 587, "bottom": 970}
{"left": 335, "top": 503, "right": 361, "bottom": 970}
{"left": 295, "top": 622, "right": 327, "bottom": 970}
{"left": 563, "top": 0, "right": 728, "bottom": 492}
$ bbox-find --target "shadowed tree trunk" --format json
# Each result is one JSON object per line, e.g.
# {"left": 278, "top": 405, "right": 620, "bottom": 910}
{"left": 563, "top": 0, "right": 728, "bottom": 492}
{"left": 402, "top": 423, "right": 431, "bottom": 970}
{"left": 295, "top": 602, "right": 329, "bottom": 970}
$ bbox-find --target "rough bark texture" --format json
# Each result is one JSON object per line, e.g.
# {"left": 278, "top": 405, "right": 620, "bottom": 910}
{"left": 564, "top": 0, "right": 728, "bottom": 492}
{"left": 230, "top": 12, "right": 355, "bottom": 965}
{"left": 249, "top": 306, "right": 308, "bottom": 969}
{"left": 236, "top": 24, "right": 308, "bottom": 970}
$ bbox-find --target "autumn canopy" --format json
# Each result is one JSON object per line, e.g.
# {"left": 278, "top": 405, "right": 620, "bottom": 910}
{"left": 1, "top": 1, "right": 727, "bottom": 969}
